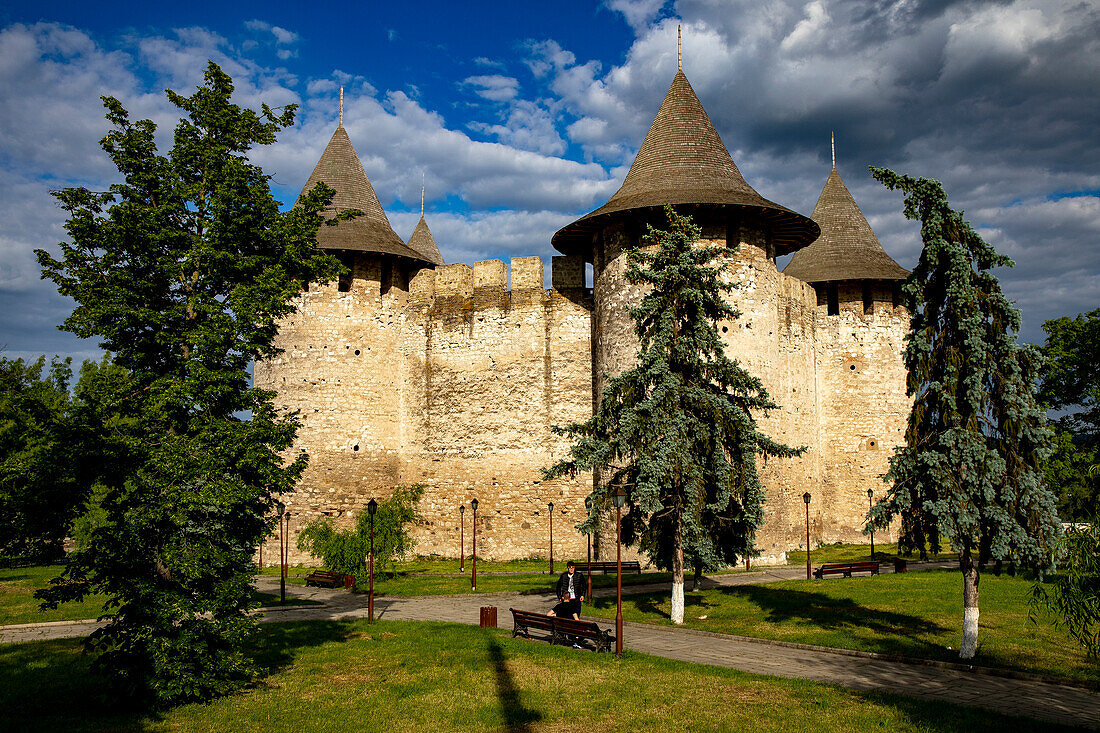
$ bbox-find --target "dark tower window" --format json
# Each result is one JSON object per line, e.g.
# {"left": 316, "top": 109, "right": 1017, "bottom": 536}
{"left": 892, "top": 284, "right": 902, "bottom": 309}
{"left": 337, "top": 252, "right": 354, "bottom": 292}
{"left": 381, "top": 259, "right": 393, "bottom": 295}
{"left": 862, "top": 283, "right": 874, "bottom": 315}
{"left": 827, "top": 284, "right": 839, "bottom": 316}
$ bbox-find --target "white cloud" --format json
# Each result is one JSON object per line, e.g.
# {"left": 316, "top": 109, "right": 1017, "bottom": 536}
{"left": 462, "top": 74, "right": 520, "bottom": 102}
{"left": 605, "top": 0, "right": 669, "bottom": 34}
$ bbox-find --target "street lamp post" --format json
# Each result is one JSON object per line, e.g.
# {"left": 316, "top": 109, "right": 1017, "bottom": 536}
{"left": 459, "top": 505, "right": 465, "bottom": 572}
{"left": 283, "top": 511, "right": 292, "bottom": 600}
{"left": 613, "top": 487, "right": 627, "bottom": 657}
{"left": 471, "top": 498, "right": 478, "bottom": 592}
{"left": 276, "top": 500, "right": 286, "bottom": 603}
{"left": 867, "top": 488, "right": 875, "bottom": 560}
{"left": 584, "top": 496, "right": 593, "bottom": 603}
{"left": 803, "top": 492, "right": 812, "bottom": 580}
{"left": 548, "top": 501, "right": 554, "bottom": 574}
{"left": 367, "top": 498, "right": 377, "bottom": 623}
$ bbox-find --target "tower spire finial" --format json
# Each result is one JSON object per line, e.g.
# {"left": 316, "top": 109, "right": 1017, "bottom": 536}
{"left": 339, "top": 85, "right": 344, "bottom": 126}
{"left": 831, "top": 131, "right": 835, "bottom": 170}
{"left": 677, "top": 25, "right": 682, "bottom": 71}
{"left": 421, "top": 172, "right": 425, "bottom": 218}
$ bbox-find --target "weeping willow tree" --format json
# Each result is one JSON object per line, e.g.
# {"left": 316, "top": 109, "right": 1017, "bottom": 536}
{"left": 544, "top": 206, "right": 803, "bottom": 624}
{"left": 868, "top": 168, "right": 1061, "bottom": 659}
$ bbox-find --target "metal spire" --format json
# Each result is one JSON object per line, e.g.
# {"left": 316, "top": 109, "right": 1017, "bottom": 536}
{"left": 677, "top": 25, "right": 682, "bottom": 70}
{"left": 339, "top": 85, "right": 344, "bottom": 126}
{"left": 420, "top": 173, "right": 425, "bottom": 218}
{"left": 831, "top": 131, "right": 835, "bottom": 170}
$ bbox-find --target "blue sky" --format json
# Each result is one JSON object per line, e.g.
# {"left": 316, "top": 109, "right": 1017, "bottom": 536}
{"left": 1, "top": 0, "right": 1097, "bottom": 364}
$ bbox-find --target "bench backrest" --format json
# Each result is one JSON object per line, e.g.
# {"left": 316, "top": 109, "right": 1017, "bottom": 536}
{"left": 511, "top": 609, "right": 556, "bottom": 629}
{"left": 553, "top": 618, "right": 601, "bottom": 636}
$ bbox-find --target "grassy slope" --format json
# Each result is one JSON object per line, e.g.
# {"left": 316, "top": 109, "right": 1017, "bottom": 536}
{"left": 785, "top": 541, "right": 958, "bottom": 567}
{"left": 0, "top": 566, "right": 316, "bottom": 625}
{"left": 585, "top": 569, "right": 1098, "bottom": 684}
{"left": 0, "top": 620, "right": 1077, "bottom": 733}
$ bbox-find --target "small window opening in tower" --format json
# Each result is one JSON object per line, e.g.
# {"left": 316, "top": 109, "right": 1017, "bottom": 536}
{"left": 892, "top": 284, "right": 901, "bottom": 309}
{"left": 862, "top": 283, "right": 874, "bottom": 315}
{"left": 338, "top": 252, "right": 354, "bottom": 292}
{"left": 381, "top": 259, "right": 393, "bottom": 295}
{"left": 827, "top": 284, "right": 839, "bottom": 316}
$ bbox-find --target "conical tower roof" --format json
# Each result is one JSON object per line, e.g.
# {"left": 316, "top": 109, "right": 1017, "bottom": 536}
{"left": 553, "top": 70, "right": 819, "bottom": 253}
{"left": 298, "top": 125, "right": 432, "bottom": 263}
{"left": 406, "top": 215, "right": 444, "bottom": 265}
{"left": 783, "top": 168, "right": 909, "bottom": 283}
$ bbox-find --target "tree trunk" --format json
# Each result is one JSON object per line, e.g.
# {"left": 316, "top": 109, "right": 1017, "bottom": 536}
{"left": 671, "top": 519, "right": 685, "bottom": 625}
{"left": 960, "top": 548, "right": 980, "bottom": 659}
{"left": 692, "top": 562, "right": 703, "bottom": 592}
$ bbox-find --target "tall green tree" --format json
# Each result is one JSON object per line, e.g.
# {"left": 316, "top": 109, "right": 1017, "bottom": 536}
{"left": 868, "top": 168, "right": 1061, "bottom": 660}
{"left": 545, "top": 206, "right": 803, "bottom": 624}
{"left": 35, "top": 62, "right": 342, "bottom": 704}
{"left": 0, "top": 355, "right": 79, "bottom": 560}
{"left": 1038, "top": 309, "right": 1100, "bottom": 519}
{"left": 296, "top": 485, "right": 424, "bottom": 581}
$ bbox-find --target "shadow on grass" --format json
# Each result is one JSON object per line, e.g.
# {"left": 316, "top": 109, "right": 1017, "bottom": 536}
{"left": 484, "top": 631, "right": 543, "bottom": 731}
{"left": 0, "top": 621, "right": 355, "bottom": 731}
{"left": 728, "top": 585, "right": 949, "bottom": 651}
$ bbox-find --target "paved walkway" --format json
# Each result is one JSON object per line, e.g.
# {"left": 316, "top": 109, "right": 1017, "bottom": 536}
{"left": 2, "top": 564, "right": 1096, "bottom": 729}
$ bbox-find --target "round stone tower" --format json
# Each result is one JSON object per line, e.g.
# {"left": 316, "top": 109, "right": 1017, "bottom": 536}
{"left": 783, "top": 162, "right": 911, "bottom": 544}
{"left": 254, "top": 119, "right": 442, "bottom": 562}
{"left": 552, "top": 68, "right": 821, "bottom": 561}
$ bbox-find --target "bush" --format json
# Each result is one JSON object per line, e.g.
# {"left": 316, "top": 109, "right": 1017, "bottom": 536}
{"left": 297, "top": 485, "right": 424, "bottom": 583}
{"left": 1032, "top": 517, "right": 1100, "bottom": 658}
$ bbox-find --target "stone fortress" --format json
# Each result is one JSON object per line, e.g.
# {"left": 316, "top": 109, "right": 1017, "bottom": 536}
{"left": 255, "top": 63, "right": 912, "bottom": 566}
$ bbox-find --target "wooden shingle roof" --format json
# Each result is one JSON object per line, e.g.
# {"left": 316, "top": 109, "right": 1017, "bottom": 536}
{"left": 298, "top": 125, "right": 432, "bottom": 263}
{"left": 406, "top": 215, "right": 444, "bottom": 266}
{"left": 783, "top": 168, "right": 909, "bottom": 283}
{"left": 553, "top": 70, "right": 819, "bottom": 254}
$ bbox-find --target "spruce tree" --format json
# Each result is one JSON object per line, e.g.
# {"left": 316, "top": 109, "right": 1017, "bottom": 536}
{"left": 35, "top": 63, "right": 342, "bottom": 703}
{"left": 545, "top": 206, "right": 803, "bottom": 624}
{"left": 868, "top": 168, "right": 1061, "bottom": 659}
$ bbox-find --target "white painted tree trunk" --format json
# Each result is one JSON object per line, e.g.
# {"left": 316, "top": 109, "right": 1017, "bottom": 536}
{"left": 671, "top": 518, "right": 685, "bottom": 625}
{"left": 960, "top": 551, "right": 980, "bottom": 659}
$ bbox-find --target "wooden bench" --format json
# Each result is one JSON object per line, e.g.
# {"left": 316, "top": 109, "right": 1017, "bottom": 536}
{"left": 510, "top": 608, "right": 614, "bottom": 653}
{"left": 813, "top": 561, "right": 880, "bottom": 579}
{"left": 578, "top": 560, "right": 642, "bottom": 575}
{"left": 304, "top": 570, "right": 349, "bottom": 588}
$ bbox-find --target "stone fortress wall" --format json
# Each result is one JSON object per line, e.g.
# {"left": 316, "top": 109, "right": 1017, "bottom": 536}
{"left": 256, "top": 227, "right": 908, "bottom": 567}
{"left": 255, "top": 254, "right": 596, "bottom": 566}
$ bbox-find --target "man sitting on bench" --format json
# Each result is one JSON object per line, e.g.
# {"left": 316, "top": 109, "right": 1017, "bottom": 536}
{"left": 548, "top": 561, "right": 586, "bottom": 647}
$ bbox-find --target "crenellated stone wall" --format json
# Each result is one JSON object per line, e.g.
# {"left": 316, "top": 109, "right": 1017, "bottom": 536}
{"left": 254, "top": 254, "right": 594, "bottom": 565}
{"left": 255, "top": 239, "right": 909, "bottom": 567}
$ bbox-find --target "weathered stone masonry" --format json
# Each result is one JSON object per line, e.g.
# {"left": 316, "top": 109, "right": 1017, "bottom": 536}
{"left": 256, "top": 67, "right": 912, "bottom": 566}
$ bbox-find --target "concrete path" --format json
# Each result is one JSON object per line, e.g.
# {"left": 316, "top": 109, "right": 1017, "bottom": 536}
{"left": 2, "top": 563, "right": 1095, "bottom": 729}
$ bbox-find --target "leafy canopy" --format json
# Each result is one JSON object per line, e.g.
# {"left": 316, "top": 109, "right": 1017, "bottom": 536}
{"left": 297, "top": 485, "right": 424, "bottom": 581}
{"left": 545, "top": 206, "right": 802, "bottom": 574}
{"left": 34, "top": 62, "right": 342, "bottom": 705}
{"left": 868, "top": 167, "right": 1060, "bottom": 570}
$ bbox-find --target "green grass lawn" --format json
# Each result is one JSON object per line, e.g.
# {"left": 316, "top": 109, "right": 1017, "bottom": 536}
{"left": 785, "top": 541, "right": 958, "bottom": 567}
{"left": 0, "top": 566, "right": 317, "bottom": 625}
{"left": 260, "top": 562, "right": 672, "bottom": 596}
{"left": 0, "top": 620, "right": 1078, "bottom": 732}
{"left": 585, "top": 569, "right": 1097, "bottom": 684}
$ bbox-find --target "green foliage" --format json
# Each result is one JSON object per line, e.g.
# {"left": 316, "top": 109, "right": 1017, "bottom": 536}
{"left": 545, "top": 206, "right": 803, "bottom": 585}
{"left": 297, "top": 485, "right": 424, "bottom": 581}
{"left": 1038, "top": 309, "right": 1100, "bottom": 519}
{"left": 867, "top": 168, "right": 1061, "bottom": 569}
{"left": 33, "top": 62, "right": 343, "bottom": 706}
{"left": 1032, "top": 518, "right": 1100, "bottom": 658}
{"left": 0, "top": 355, "right": 85, "bottom": 561}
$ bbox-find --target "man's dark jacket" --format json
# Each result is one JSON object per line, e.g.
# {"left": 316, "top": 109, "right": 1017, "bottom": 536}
{"left": 556, "top": 569, "right": 586, "bottom": 600}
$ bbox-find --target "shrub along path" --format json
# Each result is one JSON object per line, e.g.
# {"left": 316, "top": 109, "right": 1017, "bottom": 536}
{"left": 3, "top": 562, "right": 1096, "bottom": 729}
